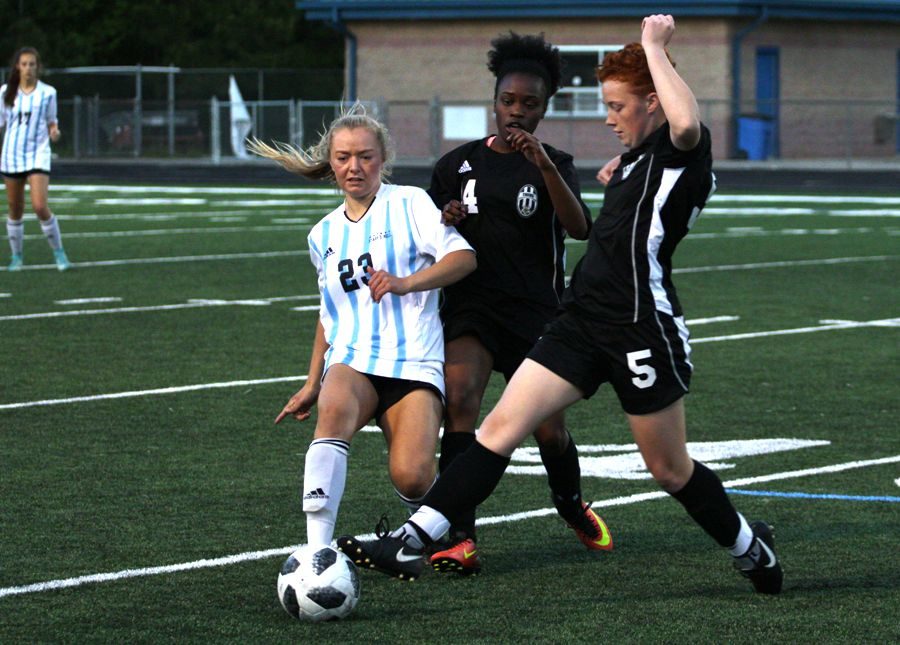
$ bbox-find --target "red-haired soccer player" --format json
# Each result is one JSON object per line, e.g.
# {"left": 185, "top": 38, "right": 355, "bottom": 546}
{"left": 339, "top": 15, "right": 783, "bottom": 595}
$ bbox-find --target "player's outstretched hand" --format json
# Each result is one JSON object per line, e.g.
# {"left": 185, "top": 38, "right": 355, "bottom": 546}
{"left": 275, "top": 385, "right": 318, "bottom": 424}
{"left": 441, "top": 199, "right": 468, "bottom": 226}
{"left": 596, "top": 155, "right": 622, "bottom": 186}
{"left": 641, "top": 14, "right": 675, "bottom": 48}
{"left": 366, "top": 266, "right": 410, "bottom": 303}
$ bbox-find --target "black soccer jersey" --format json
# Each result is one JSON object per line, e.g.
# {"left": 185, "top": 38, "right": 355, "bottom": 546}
{"left": 428, "top": 138, "right": 591, "bottom": 318}
{"left": 562, "top": 122, "right": 715, "bottom": 324}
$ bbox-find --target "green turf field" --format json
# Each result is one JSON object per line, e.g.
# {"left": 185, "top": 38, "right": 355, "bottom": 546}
{"left": 1, "top": 181, "right": 898, "bottom": 643}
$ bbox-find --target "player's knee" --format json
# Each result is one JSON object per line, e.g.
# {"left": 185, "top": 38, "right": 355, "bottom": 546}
{"left": 312, "top": 406, "right": 356, "bottom": 441}
{"left": 33, "top": 204, "right": 51, "bottom": 220}
{"left": 645, "top": 458, "right": 691, "bottom": 492}
{"left": 533, "top": 419, "right": 568, "bottom": 453}
{"left": 444, "top": 379, "right": 483, "bottom": 422}
{"left": 390, "top": 463, "right": 435, "bottom": 499}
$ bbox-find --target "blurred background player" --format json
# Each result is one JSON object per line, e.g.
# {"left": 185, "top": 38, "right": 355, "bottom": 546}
{"left": 338, "top": 16, "right": 783, "bottom": 595}
{"left": 425, "top": 31, "right": 609, "bottom": 575}
{"left": 1, "top": 46, "right": 70, "bottom": 271}
{"left": 250, "top": 105, "right": 475, "bottom": 548}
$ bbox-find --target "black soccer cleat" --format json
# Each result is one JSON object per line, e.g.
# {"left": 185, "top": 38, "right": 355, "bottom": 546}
{"left": 336, "top": 516, "right": 425, "bottom": 581}
{"left": 733, "top": 521, "right": 784, "bottom": 595}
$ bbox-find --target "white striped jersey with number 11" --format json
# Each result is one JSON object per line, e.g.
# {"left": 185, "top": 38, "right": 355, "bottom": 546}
{"left": 307, "top": 183, "right": 473, "bottom": 395}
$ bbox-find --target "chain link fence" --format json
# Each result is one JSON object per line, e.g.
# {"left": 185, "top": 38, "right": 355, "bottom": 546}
{"left": 29, "top": 67, "right": 900, "bottom": 164}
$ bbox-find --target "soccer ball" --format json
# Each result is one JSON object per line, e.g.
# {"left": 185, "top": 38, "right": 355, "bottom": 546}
{"left": 277, "top": 544, "right": 361, "bottom": 622}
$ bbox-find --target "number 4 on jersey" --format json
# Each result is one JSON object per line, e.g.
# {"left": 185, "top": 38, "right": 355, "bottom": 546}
{"left": 462, "top": 179, "right": 479, "bottom": 214}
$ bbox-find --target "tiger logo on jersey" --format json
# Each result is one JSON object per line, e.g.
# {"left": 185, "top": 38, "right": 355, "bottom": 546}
{"left": 516, "top": 184, "right": 538, "bottom": 218}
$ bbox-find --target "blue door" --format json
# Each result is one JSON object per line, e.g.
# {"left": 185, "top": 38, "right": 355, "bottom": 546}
{"left": 756, "top": 47, "right": 780, "bottom": 158}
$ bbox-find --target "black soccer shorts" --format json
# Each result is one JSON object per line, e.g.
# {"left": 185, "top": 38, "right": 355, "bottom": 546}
{"left": 527, "top": 309, "right": 693, "bottom": 415}
{"left": 442, "top": 297, "right": 551, "bottom": 381}
{"left": 361, "top": 372, "right": 444, "bottom": 422}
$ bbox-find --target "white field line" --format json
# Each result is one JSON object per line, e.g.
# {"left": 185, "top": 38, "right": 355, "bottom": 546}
{"left": 673, "top": 254, "right": 895, "bottom": 274}
{"left": 686, "top": 227, "right": 883, "bottom": 240}
{"left": 564, "top": 229, "right": 893, "bottom": 245}
{"left": 692, "top": 317, "right": 900, "bottom": 344}
{"left": 688, "top": 315, "right": 739, "bottom": 325}
{"left": 58, "top": 209, "right": 316, "bottom": 221}
{"left": 0, "top": 294, "right": 319, "bottom": 322}
{"left": 1, "top": 453, "right": 897, "bottom": 599}
{"left": 91, "top": 198, "right": 338, "bottom": 207}
{"left": 0, "top": 249, "right": 310, "bottom": 272}
{"left": 700, "top": 208, "right": 900, "bottom": 218}
{"left": 54, "top": 297, "right": 122, "bottom": 305}
{"left": 0, "top": 376, "right": 308, "bottom": 411}
{"left": 51, "top": 184, "right": 342, "bottom": 196}
{"left": 476, "top": 454, "right": 900, "bottom": 526}
{"left": 1, "top": 316, "right": 895, "bottom": 410}
{"left": 23, "top": 224, "right": 310, "bottom": 241}
{"left": 95, "top": 198, "right": 207, "bottom": 205}
{"left": 0, "top": 293, "right": 730, "bottom": 323}
{"left": 580, "top": 192, "right": 900, "bottom": 205}
{"left": 2, "top": 249, "right": 893, "bottom": 274}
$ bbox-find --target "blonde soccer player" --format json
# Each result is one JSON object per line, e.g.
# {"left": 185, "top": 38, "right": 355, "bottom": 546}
{"left": 250, "top": 105, "right": 476, "bottom": 548}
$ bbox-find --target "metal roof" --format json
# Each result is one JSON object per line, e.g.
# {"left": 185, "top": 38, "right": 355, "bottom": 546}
{"left": 296, "top": 0, "right": 900, "bottom": 22}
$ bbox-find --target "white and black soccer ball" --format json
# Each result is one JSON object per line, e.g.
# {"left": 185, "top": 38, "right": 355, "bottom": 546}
{"left": 277, "top": 544, "right": 361, "bottom": 622}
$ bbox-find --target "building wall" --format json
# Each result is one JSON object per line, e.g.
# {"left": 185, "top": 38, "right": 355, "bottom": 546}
{"left": 740, "top": 19, "right": 899, "bottom": 158}
{"left": 348, "top": 16, "right": 898, "bottom": 162}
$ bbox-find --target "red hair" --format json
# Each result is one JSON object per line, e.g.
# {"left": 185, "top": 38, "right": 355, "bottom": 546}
{"left": 596, "top": 42, "right": 675, "bottom": 97}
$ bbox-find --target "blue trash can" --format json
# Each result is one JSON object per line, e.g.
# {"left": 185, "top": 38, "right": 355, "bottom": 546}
{"left": 738, "top": 116, "right": 772, "bottom": 160}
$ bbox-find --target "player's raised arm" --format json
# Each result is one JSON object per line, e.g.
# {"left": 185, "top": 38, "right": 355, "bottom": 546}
{"left": 641, "top": 14, "right": 701, "bottom": 151}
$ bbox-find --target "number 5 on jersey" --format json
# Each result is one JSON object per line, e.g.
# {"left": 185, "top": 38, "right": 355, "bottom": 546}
{"left": 462, "top": 179, "right": 479, "bottom": 214}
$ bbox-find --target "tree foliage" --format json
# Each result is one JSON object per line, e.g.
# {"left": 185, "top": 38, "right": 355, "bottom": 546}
{"left": 0, "top": 0, "right": 343, "bottom": 69}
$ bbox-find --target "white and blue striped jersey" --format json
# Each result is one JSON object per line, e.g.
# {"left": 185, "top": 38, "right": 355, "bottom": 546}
{"left": 0, "top": 81, "right": 58, "bottom": 174}
{"left": 308, "top": 183, "right": 473, "bottom": 394}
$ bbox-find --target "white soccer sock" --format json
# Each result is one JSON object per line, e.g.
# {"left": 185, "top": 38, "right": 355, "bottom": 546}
{"left": 728, "top": 513, "right": 755, "bottom": 557}
{"left": 301, "top": 438, "right": 350, "bottom": 546}
{"left": 7, "top": 219, "right": 24, "bottom": 255}
{"left": 40, "top": 215, "right": 63, "bottom": 251}
{"left": 392, "top": 505, "right": 450, "bottom": 549}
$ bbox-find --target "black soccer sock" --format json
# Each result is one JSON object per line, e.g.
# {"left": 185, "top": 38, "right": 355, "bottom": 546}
{"left": 539, "top": 431, "right": 584, "bottom": 520}
{"left": 670, "top": 460, "right": 741, "bottom": 547}
{"left": 423, "top": 441, "right": 510, "bottom": 530}
{"left": 439, "top": 431, "right": 477, "bottom": 471}
{"left": 438, "top": 431, "right": 478, "bottom": 540}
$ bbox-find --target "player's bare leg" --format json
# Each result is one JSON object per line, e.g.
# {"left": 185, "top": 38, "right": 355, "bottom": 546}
{"left": 629, "top": 399, "right": 782, "bottom": 593}
{"left": 4, "top": 177, "right": 25, "bottom": 270}
{"left": 28, "top": 173, "right": 70, "bottom": 270}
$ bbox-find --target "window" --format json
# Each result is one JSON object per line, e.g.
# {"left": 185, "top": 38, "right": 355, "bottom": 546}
{"left": 547, "top": 45, "right": 623, "bottom": 118}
